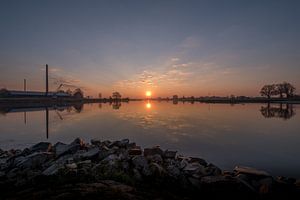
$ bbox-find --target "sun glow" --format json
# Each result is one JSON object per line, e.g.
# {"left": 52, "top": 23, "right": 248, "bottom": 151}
{"left": 146, "top": 102, "right": 152, "bottom": 109}
{"left": 145, "top": 91, "right": 152, "bottom": 97}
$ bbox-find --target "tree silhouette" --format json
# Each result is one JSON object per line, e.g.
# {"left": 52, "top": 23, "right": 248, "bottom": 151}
{"left": 260, "top": 84, "right": 276, "bottom": 99}
{"left": 280, "top": 82, "right": 295, "bottom": 98}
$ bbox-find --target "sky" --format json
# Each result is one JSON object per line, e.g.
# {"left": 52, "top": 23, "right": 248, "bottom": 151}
{"left": 0, "top": 0, "right": 299, "bottom": 98}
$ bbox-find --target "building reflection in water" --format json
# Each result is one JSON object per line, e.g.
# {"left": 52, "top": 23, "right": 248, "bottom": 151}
{"left": 0, "top": 103, "right": 84, "bottom": 139}
{"left": 260, "top": 103, "right": 295, "bottom": 120}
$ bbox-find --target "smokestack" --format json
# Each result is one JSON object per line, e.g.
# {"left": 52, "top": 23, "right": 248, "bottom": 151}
{"left": 46, "top": 64, "right": 49, "bottom": 96}
{"left": 24, "top": 79, "right": 26, "bottom": 91}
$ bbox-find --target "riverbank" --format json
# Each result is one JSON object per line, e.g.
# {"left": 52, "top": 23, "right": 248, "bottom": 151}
{"left": 0, "top": 138, "right": 299, "bottom": 199}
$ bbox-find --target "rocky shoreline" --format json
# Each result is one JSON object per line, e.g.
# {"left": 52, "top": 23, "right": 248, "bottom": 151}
{"left": 0, "top": 138, "right": 299, "bottom": 199}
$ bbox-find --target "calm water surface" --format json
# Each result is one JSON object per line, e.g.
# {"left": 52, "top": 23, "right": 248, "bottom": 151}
{"left": 0, "top": 101, "right": 299, "bottom": 177}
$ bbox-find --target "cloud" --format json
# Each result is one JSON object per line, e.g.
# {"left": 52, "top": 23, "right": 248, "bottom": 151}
{"left": 171, "top": 57, "right": 180, "bottom": 62}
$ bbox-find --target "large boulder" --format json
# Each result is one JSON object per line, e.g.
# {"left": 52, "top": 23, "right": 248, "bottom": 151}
{"left": 144, "top": 147, "right": 163, "bottom": 157}
{"left": 29, "top": 142, "right": 52, "bottom": 153}
{"left": 234, "top": 166, "right": 270, "bottom": 177}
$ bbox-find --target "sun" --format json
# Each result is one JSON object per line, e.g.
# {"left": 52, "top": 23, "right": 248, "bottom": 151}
{"left": 145, "top": 91, "right": 152, "bottom": 97}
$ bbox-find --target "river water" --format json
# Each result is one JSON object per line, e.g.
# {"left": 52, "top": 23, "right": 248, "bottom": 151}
{"left": 0, "top": 101, "right": 299, "bottom": 177}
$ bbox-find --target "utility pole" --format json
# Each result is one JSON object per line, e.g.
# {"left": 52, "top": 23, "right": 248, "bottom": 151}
{"left": 46, "top": 64, "right": 49, "bottom": 96}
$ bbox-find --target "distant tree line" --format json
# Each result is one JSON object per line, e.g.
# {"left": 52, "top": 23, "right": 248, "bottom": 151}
{"left": 260, "top": 82, "right": 296, "bottom": 99}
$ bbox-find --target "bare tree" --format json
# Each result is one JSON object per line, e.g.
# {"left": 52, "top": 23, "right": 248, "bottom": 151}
{"left": 260, "top": 84, "right": 276, "bottom": 99}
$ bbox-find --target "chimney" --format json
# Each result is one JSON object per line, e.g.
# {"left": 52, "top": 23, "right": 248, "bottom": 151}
{"left": 46, "top": 64, "right": 49, "bottom": 96}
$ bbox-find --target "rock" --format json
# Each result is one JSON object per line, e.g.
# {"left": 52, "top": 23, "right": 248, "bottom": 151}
{"left": 29, "top": 142, "right": 52, "bottom": 153}
{"left": 0, "top": 171, "right": 5, "bottom": 178}
{"left": 127, "top": 143, "right": 137, "bottom": 149}
{"left": 183, "top": 162, "right": 205, "bottom": 174}
{"left": 205, "top": 163, "right": 222, "bottom": 176}
{"left": 91, "top": 139, "right": 101, "bottom": 146}
{"left": 132, "top": 168, "right": 142, "bottom": 181}
{"left": 190, "top": 157, "right": 208, "bottom": 167}
{"left": 65, "top": 163, "right": 77, "bottom": 169}
{"left": 42, "top": 154, "right": 73, "bottom": 175}
{"left": 188, "top": 177, "right": 201, "bottom": 188}
{"left": 42, "top": 163, "right": 64, "bottom": 175}
{"left": 132, "top": 155, "right": 148, "bottom": 171}
{"left": 200, "top": 176, "right": 228, "bottom": 184}
{"left": 163, "top": 150, "right": 177, "bottom": 159}
{"left": 77, "top": 147, "right": 100, "bottom": 160}
{"left": 259, "top": 177, "right": 273, "bottom": 194}
{"left": 77, "top": 160, "right": 92, "bottom": 168}
{"left": 234, "top": 166, "right": 270, "bottom": 177}
{"left": 71, "top": 138, "right": 85, "bottom": 148}
{"left": 98, "top": 149, "right": 115, "bottom": 160}
{"left": 128, "top": 148, "right": 142, "bottom": 156}
{"left": 236, "top": 174, "right": 257, "bottom": 192}
{"left": 54, "top": 142, "right": 81, "bottom": 157}
{"left": 119, "top": 139, "right": 129, "bottom": 147}
{"left": 147, "top": 154, "right": 163, "bottom": 164}
{"left": 179, "top": 159, "right": 189, "bottom": 169}
{"left": 149, "top": 163, "right": 166, "bottom": 176}
{"left": 167, "top": 165, "right": 181, "bottom": 177}
{"left": 144, "top": 147, "right": 163, "bottom": 157}
{"left": 16, "top": 152, "right": 53, "bottom": 169}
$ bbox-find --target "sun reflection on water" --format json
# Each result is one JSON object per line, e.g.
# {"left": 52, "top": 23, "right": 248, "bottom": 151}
{"left": 146, "top": 102, "right": 152, "bottom": 109}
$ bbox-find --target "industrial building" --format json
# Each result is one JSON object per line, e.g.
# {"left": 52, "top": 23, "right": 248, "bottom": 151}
{"left": 0, "top": 64, "right": 84, "bottom": 99}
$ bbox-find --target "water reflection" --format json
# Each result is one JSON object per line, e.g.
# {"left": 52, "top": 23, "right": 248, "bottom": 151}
{"left": 0, "top": 103, "right": 85, "bottom": 139}
{"left": 260, "top": 103, "right": 296, "bottom": 120}
{"left": 146, "top": 102, "right": 152, "bottom": 109}
{"left": 109, "top": 101, "right": 122, "bottom": 109}
{"left": 0, "top": 102, "right": 300, "bottom": 177}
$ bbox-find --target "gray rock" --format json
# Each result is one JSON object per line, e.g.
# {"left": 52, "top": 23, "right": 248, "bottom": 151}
{"left": 147, "top": 154, "right": 163, "bottom": 164}
{"left": 77, "top": 147, "right": 100, "bottom": 160}
{"left": 132, "top": 168, "right": 142, "bottom": 181}
{"left": 167, "top": 165, "right": 181, "bottom": 177}
{"left": 16, "top": 152, "right": 53, "bottom": 169}
{"left": 128, "top": 148, "right": 142, "bottom": 156}
{"left": 149, "top": 163, "right": 166, "bottom": 176}
{"left": 183, "top": 162, "right": 205, "bottom": 174}
{"left": 54, "top": 142, "right": 81, "bottom": 157}
{"left": 179, "top": 159, "right": 189, "bottom": 169}
{"left": 132, "top": 155, "right": 148, "bottom": 171}
{"left": 120, "top": 139, "right": 129, "bottom": 147}
{"left": 236, "top": 174, "right": 257, "bottom": 192}
{"left": 42, "top": 163, "right": 64, "bottom": 175}
{"left": 188, "top": 177, "right": 201, "bottom": 188}
{"left": 234, "top": 166, "right": 270, "bottom": 177}
{"left": 29, "top": 142, "right": 52, "bottom": 153}
{"left": 91, "top": 139, "right": 101, "bottom": 146}
{"left": 65, "top": 163, "right": 77, "bottom": 169}
{"left": 77, "top": 160, "right": 92, "bottom": 168}
{"left": 42, "top": 153, "right": 80, "bottom": 176}
{"left": 71, "top": 137, "right": 85, "bottom": 148}
{"left": 190, "top": 157, "right": 208, "bottom": 167}
{"left": 205, "top": 163, "right": 222, "bottom": 176}
{"left": 163, "top": 150, "right": 177, "bottom": 159}
{"left": 200, "top": 176, "right": 229, "bottom": 184}
{"left": 144, "top": 147, "right": 163, "bottom": 157}
{"left": 258, "top": 177, "right": 274, "bottom": 194}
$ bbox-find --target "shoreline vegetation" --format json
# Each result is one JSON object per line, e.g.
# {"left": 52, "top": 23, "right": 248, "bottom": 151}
{"left": 0, "top": 96, "right": 300, "bottom": 105}
{"left": 0, "top": 138, "right": 299, "bottom": 199}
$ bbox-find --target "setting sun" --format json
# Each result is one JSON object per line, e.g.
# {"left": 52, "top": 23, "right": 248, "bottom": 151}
{"left": 146, "top": 91, "right": 152, "bottom": 97}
